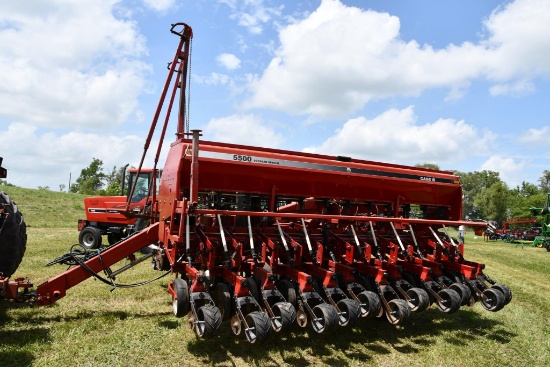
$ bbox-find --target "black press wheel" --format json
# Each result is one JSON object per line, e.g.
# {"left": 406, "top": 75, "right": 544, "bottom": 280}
{"left": 356, "top": 290, "right": 382, "bottom": 318}
{"left": 244, "top": 311, "right": 273, "bottom": 343}
{"left": 385, "top": 299, "right": 410, "bottom": 325}
{"left": 172, "top": 278, "right": 190, "bottom": 317}
{"left": 336, "top": 298, "right": 361, "bottom": 327}
{"left": 450, "top": 282, "right": 473, "bottom": 306}
{"left": 270, "top": 302, "right": 296, "bottom": 332}
{"left": 436, "top": 289, "right": 461, "bottom": 314}
{"left": 212, "top": 282, "right": 233, "bottom": 321}
{"left": 195, "top": 305, "right": 222, "bottom": 339}
{"left": 276, "top": 279, "right": 297, "bottom": 307}
{"left": 311, "top": 303, "right": 339, "bottom": 334}
{"left": 480, "top": 288, "right": 505, "bottom": 312}
{"left": 491, "top": 284, "right": 512, "bottom": 305}
{"left": 406, "top": 287, "right": 430, "bottom": 312}
{"left": 78, "top": 226, "right": 102, "bottom": 249}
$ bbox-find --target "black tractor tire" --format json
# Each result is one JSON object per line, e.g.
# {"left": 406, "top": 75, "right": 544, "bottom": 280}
{"left": 78, "top": 226, "right": 102, "bottom": 249}
{"left": 0, "top": 191, "right": 27, "bottom": 277}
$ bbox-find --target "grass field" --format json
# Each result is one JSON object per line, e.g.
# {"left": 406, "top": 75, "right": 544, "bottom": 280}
{"left": 1, "top": 186, "right": 549, "bottom": 367}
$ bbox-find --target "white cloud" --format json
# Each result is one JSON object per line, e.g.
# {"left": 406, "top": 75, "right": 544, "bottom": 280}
{"left": 203, "top": 114, "right": 285, "bottom": 147}
{"left": 0, "top": 123, "right": 145, "bottom": 189}
{"left": 217, "top": 53, "right": 242, "bottom": 70}
{"left": 0, "top": 1, "right": 149, "bottom": 129}
{"left": 193, "top": 72, "right": 231, "bottom": 86}
{"left": 142, "top": 0, "right": 176, "bottom": 12}
{"left": 303, "top": 106, "right": 493, "bottom": 165}
{"left": 518, "top": 127, "right": 550, "bottom": 144}
{"left": 221, "top": 0, "right": 283, "bottom": 34}
{"left": 481, "top": 155, "right": 527, "bottom": 187}
{"left": 244, "top": 0, "right": 550, "bottom": 118}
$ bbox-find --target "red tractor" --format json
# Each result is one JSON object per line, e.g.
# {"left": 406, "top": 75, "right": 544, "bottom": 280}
{"left": 77, "top": 168, "right": 160, "bottom": 249}
{"left": 3, "top": 23, "right": 511, "bottom": 343}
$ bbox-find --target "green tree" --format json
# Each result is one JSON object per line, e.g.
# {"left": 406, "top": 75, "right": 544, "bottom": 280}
{"left": 415, "top": 163, "right": 440, "bottom": 170}
{"left": 538, "top": 170, "right": 550, "bottom": 193}
{"left": 70, "top": 158, "right": 106, "bottom": 194}
{"left": 455, "top": 170, "right": 501, "bottom": 220}
{"left": 475, "top": 181, "right": 510, "bottom": 225}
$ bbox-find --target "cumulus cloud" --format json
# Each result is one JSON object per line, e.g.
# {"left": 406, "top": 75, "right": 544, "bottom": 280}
{"left": 142, "top": 0, "right": 176, "bottom": 12}
{"left": 303, "top": 106, "right": 493, "bottom": 164}
{"left": 0, "top": 0, "right": 149, "bottom": 129}
{"left": 203, "top": 114, "right": 285, "bottom": 147}
{"left": 217, "top": 53, "right": 242, "bottom": 70}
{"left": 220, "top": 0, "right": 283, "bottom": 34}
{"left": 518, "top": 127, "right": 550, "bottom": 144}
{"left": 0, "top": 123, "right": 146, "bottom": 189}
{"left": 481, "top": 155, "right": 527, "bottom": 187}
{"left": 244, "top": 0, "right": 550, "bottom": 118}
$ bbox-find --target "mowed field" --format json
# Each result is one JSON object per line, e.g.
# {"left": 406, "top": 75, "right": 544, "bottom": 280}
{"left": 1, "top": 186, "right": 549, "bottom": 367}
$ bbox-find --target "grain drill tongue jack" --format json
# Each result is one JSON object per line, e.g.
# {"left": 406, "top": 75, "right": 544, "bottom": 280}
{"left": 13, "top": 23, "right": 513, "bottom": 343}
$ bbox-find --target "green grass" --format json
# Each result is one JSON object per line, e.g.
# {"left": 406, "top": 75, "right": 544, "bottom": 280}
{"left": 1, "top": 186, "right": 549, "bottom": 366}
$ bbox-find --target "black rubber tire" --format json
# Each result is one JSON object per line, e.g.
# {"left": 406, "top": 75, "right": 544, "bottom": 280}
{"left": 385, "top": 299, "right": 410, "bottom": 325}
{"left": 271, "top": 302, "right": 296, "bottom": 332}
{"left": 212, "top": 282, "right": 233, "bottom": 321}
{"left": 195, "top": 305, "right": 222, "bottom": 339}
{"left": 356, "top": 290, "right": 382, "bottom": 318}
{"left": 480, "top": 288, "right": 505, "bottom": 312}
{"left": 246, "top": 276, "right": 261, "bottom": 303}
{"left": 311, "top": 303, "right": 339, "bottom": 334}
{"left": 0, "top": 191, "right": 27, "bottom": 277}
{"left": 436, "top": 288, "right": 461, "bottom": 314}
{"left": 450, "top": 282, "right": 473, "bottom": 306}
{"left": 336, "top": 298, "right": 361, "bottom": 326}
{"left": 107, "top": 232, "right": 123, "bottom": 245}
{"left": 491, "top": 284, "right": 512, "bottom": 305}
{"left": 276, "top": 279, "right": 297, "bottom": 307}
{"left": 244, "top": 311, "right": 273, "bottom": 343}
{"left": 172, "top": 278, "right": 190, "bottom": 317}
{"left": 78, "top": 226, "right": 102, "bottom": 249}
{"left": 406, "top": 287, "right": 430, "bottom": 312}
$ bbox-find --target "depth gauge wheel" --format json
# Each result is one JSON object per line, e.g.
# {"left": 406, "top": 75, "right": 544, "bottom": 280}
{"left": 311, "top": 303, "right": 339, "bottom": 334}
{"left": 276, "top": 279, "right": 297, "bottom": 307}
{"left": 436, "top": 289, "right": 461, "bottom": 314}
{"left": 406, "top": 287, "right": 430, "bottom": 312}
{"left": 270, "top": 302, "right": 296, "bottom": 332}
{"left": 172, "top": 278, "right": 190, "bottom": 317}
{"left": 480, "top": 288, "right": 505, "bottom": 312}
{"left": 356, "top": 290, "right": 382, "bottom": 318}
{"left": 450, "top": 282, "right": 472, "bottom": 306}
{"left": 0, "top": 191, "right": 27, "bottom": 277}
{"left": 336, "top": 298, "right": 361, "bottom": 326}
{"left": 491, "top": 284, "right": 512, "bottom": 305}
{"left": 212, "top": 282, "right": 233, "bottom": 321}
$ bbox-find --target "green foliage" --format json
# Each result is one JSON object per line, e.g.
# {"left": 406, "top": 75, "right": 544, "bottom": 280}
{"left": 475, "top": 181, "right": 510, "bottom": 225}
{"left": 455, "top": 170, "right": 502, "bottom": 220}
{"left": 69, "top": 159, "right": 129, "bottom": 196}
{"left": 415, "top": 162, "right": 440, "bottom": 170}
{"left": 538, "top": 170, "right": 550, "bottom": 193}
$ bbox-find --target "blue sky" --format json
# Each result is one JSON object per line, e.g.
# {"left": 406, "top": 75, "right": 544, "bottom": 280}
{"left": 1, "top": 0, "right": 549, "bottom": 191}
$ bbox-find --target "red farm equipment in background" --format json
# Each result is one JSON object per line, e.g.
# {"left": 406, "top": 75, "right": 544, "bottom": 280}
{"left": 77, "top": 167, "right": 160, "bottom": 249}
{"left": 4, "top": 23, "right": 512, "bottom": 343}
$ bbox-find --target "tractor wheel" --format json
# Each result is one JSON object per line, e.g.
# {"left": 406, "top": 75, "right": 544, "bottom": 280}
{"left": 386, "top": 299, "right": 410, "bottom": 325}
{"left": 436, "top": 289, "right": 461, "bottom": 314}
{"left": 480, "top": 288, "right": 505, "bottom": 312}
{"left": 311, "top": 303, "right": 339, "bottom": 334}
{"left": 491, "top": 284, "right": 512, "bottom": 305}
{"left": 336, "top": 298, "right": 361, "bottom": 327}
{"left": 244, "top": 311, "right": 273, "bottom": 343}
{"left": 271, "top": 302, "right": 296, "bottom": 333}
{"left": 107, "top": 232, "right": 123, "bottom": 245}
{"left": 450, "top": 282, "right": 473, "bottom": 306}
{"left": 172, "top": 278, "right": 190, "bottom": 318}
{"left": 195, "top": 305, "right": 222, "bottom": 339}
{"left": 276, "top": 279, "right": 297, "bottom": 307}
{"left": 78, "top": 226, "right": 102, "bottom": 249}
{"left": 356, "top": 290, "right": 382, "bottom": 318}
{"left": 406, "top": 287, "right": 430, "bottom": 312}
{"left": 212, "top": 282, "right": 233, "bottom": 321}
{"left": 0, "top": 192, "right": 27, "bottom": 277}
